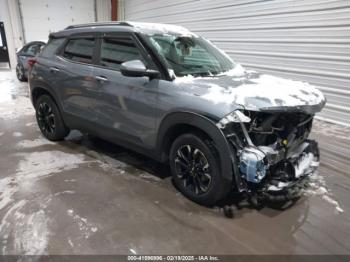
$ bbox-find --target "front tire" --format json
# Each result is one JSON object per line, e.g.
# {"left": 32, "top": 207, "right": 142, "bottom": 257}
{"left": 35, "top": 95, "right": 69, "bottom": 141}
{"left": 169, "top": 133, "right": 231, "bottom": 206}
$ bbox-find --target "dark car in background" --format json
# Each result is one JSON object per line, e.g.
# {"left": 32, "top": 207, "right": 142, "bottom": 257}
{"left": 28, "top": 22, "right": 326, "bottom": 206}
{"left": 16, "top": 41, "right": 46, "bottom": 81}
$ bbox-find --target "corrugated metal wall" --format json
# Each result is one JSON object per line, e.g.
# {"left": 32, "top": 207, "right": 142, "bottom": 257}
{"left": 124, "top": 0, "right": 350, "bottom": 126}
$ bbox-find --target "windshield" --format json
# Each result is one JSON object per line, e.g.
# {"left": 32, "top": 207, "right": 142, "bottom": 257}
{"left": 145, "top": 34, "right": 235, "bottom": 77}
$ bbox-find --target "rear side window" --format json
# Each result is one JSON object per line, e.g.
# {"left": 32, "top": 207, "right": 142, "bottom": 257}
{"left": 41, "top": 38, "right": 64, "bottom": 58}
{"left": 22, "top": 43, "right": 45, "bottom": 56}
{"left": 63, "top": 38, "right": 95, "bottom": 64}
{"left": 100, "top": 37, "right": 144, "bottom": 70}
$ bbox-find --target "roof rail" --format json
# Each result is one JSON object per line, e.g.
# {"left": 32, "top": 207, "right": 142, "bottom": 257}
{"left": 65, "top": 21, "right": 132, "bottom": 30}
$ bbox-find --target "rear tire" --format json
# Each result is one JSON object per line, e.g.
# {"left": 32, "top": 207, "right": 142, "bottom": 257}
{"left": 35, "top": 95, "right": 69, "bottom": 141}
{"left": 16, "top": 63, "right": 27, "bottom": 82}
{"left": 169, "top": 133, "right": 231, "bottom": 206}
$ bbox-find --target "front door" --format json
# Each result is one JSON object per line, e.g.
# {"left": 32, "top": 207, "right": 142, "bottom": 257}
{"left": 92, "top": 34, "right": 159, "bottom": 148}
{"left": 0, "top": 22, "right": 10, "bottom": 67}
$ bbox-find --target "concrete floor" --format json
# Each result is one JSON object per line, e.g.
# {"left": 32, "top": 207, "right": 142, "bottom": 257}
{"left": 0, "top": 69, "right": 349, "bottom": 255}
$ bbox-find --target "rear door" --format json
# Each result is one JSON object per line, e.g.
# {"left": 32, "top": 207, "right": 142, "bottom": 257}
{"left": 54, "top": 35, "right": 100, "bottom": 125}
{"left": 91, "top": 33, "right": 160, "bottom": 148}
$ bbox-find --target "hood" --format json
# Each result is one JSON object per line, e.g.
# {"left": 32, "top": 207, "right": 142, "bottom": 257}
{"left": 174, "top": 67, "right": 326, "bottom": 114}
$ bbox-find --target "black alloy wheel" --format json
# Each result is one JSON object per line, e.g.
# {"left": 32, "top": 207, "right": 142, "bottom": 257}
{"left": 170, "top": 133, "right": 231, "bottom": 206}
{"left": 37, "top": 102, "right": 56, "bottom": 136}
{"left": 16, "top": 63, "right": 26, "bottom": 82}
{"left": 35, "top": 95, "right": 69, "bottom": 141}
{"left": 174, "top": 144, "right": 212, "bottom": 195}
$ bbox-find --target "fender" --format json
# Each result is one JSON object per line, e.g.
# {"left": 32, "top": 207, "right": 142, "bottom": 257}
{"left": 30, "top": 78, "right": 63, "bottom": 113}
{"left": 156, "top": 111, "right": 235, "bottom": 183}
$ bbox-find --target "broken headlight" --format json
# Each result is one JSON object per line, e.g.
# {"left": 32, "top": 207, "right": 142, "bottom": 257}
{"left": 217, "top": 110, "right": 251, "bottom": 128}
{"left": 239, "top": 147, "right": 267, "bottom": 183}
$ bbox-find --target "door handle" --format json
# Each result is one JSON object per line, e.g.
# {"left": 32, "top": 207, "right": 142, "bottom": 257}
{"left": 49, "top": 67, "right": 60, "bottom": 73}
{"left": 95, "top": 75, "right": 108, "bottom": 82}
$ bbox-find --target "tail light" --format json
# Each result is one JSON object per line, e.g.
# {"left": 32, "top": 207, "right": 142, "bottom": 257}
{"left": 27, "top": 58, "right": 37, "bottom": 70}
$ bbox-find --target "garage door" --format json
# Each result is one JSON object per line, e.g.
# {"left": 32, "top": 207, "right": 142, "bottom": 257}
{"left": 19, "top": 0, "right": 96, "bottom": 42}
{"left": 125, "top": 0, "right": 350, "bottom": 126}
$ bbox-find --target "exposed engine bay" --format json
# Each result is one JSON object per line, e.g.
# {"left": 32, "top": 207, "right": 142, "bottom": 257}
{"left": 218, "top": 110, "right": 320, "bottom": 204}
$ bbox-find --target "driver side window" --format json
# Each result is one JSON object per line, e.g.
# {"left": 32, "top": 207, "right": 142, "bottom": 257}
{"left": 99, "top": 37, "right": 145, "bottom": 70}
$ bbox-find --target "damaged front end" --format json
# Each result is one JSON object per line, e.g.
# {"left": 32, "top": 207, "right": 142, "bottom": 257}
{"left": 217, "top": 110, "right": 320, "bottom": 205}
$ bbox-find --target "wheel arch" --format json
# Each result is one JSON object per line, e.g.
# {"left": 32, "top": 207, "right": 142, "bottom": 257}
{"left": 30, "top": 85, "right": 68, "bottom": 125}
{"left": 31, "top": 86, "right": 60, "bottom": 110}
{"left": 156, "top": 111, "right": 235, "bottom": 183}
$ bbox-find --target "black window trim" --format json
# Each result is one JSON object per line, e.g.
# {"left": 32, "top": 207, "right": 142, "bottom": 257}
{"left": 57, "top": 33, "right": 99, "bottom": 67}
{"left": 55, "top": 31, "right": 167, "bottom": 80}
{"left": 92, "top": 32, "right": 165, "bottom": 79}
{"left": 19, "top": 41, "right": 46, "bottom": 57}
{"left": 135, "top": 32, "right": 171, "bottom": 81}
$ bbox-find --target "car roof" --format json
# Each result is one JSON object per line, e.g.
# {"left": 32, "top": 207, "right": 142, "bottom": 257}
{"left": 17, "top": 40, "right": 46, "bottom": 53}
{"left": 49, "top": 21, "right": 193, "bottom": 38}
{"left": 24, "top": 40, "right": 47, "bottom": 46}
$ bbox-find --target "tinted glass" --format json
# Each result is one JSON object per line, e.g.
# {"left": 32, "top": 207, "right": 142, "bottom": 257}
{"left": 22, "top": 43, "right": 45, "bottom": 56}
{"left": 63, "top": 38, "right": 95, "bottom": 64}
{"left": 41, "top": 38, "right": 64, "bottom": 58}
{"left": 100, "top": 37, "right": 144, "bottom": 70}
{"left": 145, "top": 34, "right": 235, "bottom": 77}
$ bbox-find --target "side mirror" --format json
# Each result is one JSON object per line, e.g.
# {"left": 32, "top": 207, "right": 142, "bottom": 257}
{"left": 120, "top": 60, "right": 160, "bottom": 79}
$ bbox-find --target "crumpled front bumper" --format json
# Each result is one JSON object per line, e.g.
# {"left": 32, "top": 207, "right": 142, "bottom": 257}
{"left": 260, "top": 140, "right": 320, "bottom": 202}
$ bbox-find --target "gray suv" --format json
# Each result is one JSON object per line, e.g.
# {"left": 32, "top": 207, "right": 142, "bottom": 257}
{"left": 29, "top": 22, "right": 326, "bottom": 206}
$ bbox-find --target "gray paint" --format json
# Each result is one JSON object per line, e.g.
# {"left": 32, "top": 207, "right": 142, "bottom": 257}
{"left": 31, "top": 24, "right": 325, "bottom": 153}
{"left": 124, "top": 0, "right": 350, "bottom": 126}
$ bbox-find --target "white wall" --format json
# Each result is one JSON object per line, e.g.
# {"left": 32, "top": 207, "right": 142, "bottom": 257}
{"left": 19, "top": 0, "right": 96, "bottom": 42}
{"left": 0, "top": 0, "right": 24, "bottom": 68}
{"left": 0, "top": 0, "right": 112, "bottom": 69}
